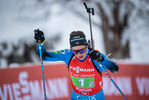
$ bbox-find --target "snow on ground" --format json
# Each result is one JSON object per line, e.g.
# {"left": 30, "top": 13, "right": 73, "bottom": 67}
{"left": 0, "top": 0, "right": 149, "bottom": 67}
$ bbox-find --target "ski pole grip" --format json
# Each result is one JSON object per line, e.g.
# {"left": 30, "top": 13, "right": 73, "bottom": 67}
{"left": 84, "top": 2, "right": 88, "bottom": 10}
{"left": 84, "top": 2, "right": 90, "bottom": 13}
{"left": 92, "top": 8, "right": 94, "bottom": 15}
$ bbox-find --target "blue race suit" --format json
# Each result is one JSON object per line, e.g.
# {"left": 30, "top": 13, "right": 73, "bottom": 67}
{"left": 37, "top": 44, "right": 119, "bottom": 100}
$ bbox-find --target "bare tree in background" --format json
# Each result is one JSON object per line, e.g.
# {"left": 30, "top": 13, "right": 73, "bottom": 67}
{"left": 95, "top": 0, "right": 133, "bottom": 58}
{"left": 57, "top": 0, "right": 149, "bottom": 59}
{"left": 58, "top": 0, "right": 134, "bottom": 58}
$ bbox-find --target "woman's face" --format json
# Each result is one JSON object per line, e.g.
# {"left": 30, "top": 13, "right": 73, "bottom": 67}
{"left": 71, "top": 45, "right": 87, "bottom": 60}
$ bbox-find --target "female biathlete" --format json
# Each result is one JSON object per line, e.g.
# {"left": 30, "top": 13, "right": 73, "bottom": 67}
{"left": 34, "top": 29, "right": 119, "bottom": 100}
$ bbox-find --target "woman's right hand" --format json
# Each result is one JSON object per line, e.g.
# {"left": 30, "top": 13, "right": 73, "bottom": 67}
{"left": 34, "top": 29, "right": 45, "bottom": 44}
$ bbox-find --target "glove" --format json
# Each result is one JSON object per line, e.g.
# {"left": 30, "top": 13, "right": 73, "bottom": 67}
{"left": 88, "top": 47, "right": 104, "bottom": 62}
{"left": 34, "top": 29, "right": 45, "bottom": 44}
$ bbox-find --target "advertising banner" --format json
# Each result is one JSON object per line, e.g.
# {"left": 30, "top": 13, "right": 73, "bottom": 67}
{"left": 103, "top": 63, "right": 149, "bottom": 100}
{"left": 0, "top": 63, "right": 149, "bottom": 100}
{"left": 0, "top": 64, "right": 71, "bottom": 100}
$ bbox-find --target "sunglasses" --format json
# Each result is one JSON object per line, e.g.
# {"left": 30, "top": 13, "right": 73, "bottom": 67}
{"left": 72, "top": 48, "right": 86, "bottom": 54}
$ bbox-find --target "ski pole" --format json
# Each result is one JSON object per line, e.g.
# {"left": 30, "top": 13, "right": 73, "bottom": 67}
{"left": 84, "top": 2, "right": 128, "bottom": 100}
{"left": 39, "top": 44, "right": 47, "bottom": 100}
{"left": 84, "top": 2, "right": 94, "bottom": 49}
{"left": 97, "top": 63, "right": 128, "bottom": 100}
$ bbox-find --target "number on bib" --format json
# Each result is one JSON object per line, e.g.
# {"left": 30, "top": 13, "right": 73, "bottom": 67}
{"left": 71, "top": 75, "right": 95, "bottom": 88}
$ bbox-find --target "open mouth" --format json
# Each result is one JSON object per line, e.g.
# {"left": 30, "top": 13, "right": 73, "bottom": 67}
{"left": 78, "top": 56, "right": 84, "bottom": 59}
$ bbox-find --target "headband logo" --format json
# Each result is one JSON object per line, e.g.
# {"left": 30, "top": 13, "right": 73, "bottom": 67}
{"left": 75, "top": 42, "right": 79, "bottom": 44}
{"left": 73, "top": 36, "right": 80, "bottom": 39}
{"left": 70, "top": 34, "right": 87, "bottom": 47}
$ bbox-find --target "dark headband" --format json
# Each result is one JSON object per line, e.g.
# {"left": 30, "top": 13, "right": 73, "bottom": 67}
{"left": 70, "top": 34, "right": 87, "bottom": 47}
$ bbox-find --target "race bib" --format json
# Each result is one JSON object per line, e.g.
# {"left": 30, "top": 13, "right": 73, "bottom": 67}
{"left": 71, "top": 75, "right": 95, "bottom": 88}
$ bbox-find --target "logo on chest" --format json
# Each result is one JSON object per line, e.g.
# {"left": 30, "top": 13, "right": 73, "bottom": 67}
{"left": 69, "top": 66, "right": 95, "bottom": 73}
